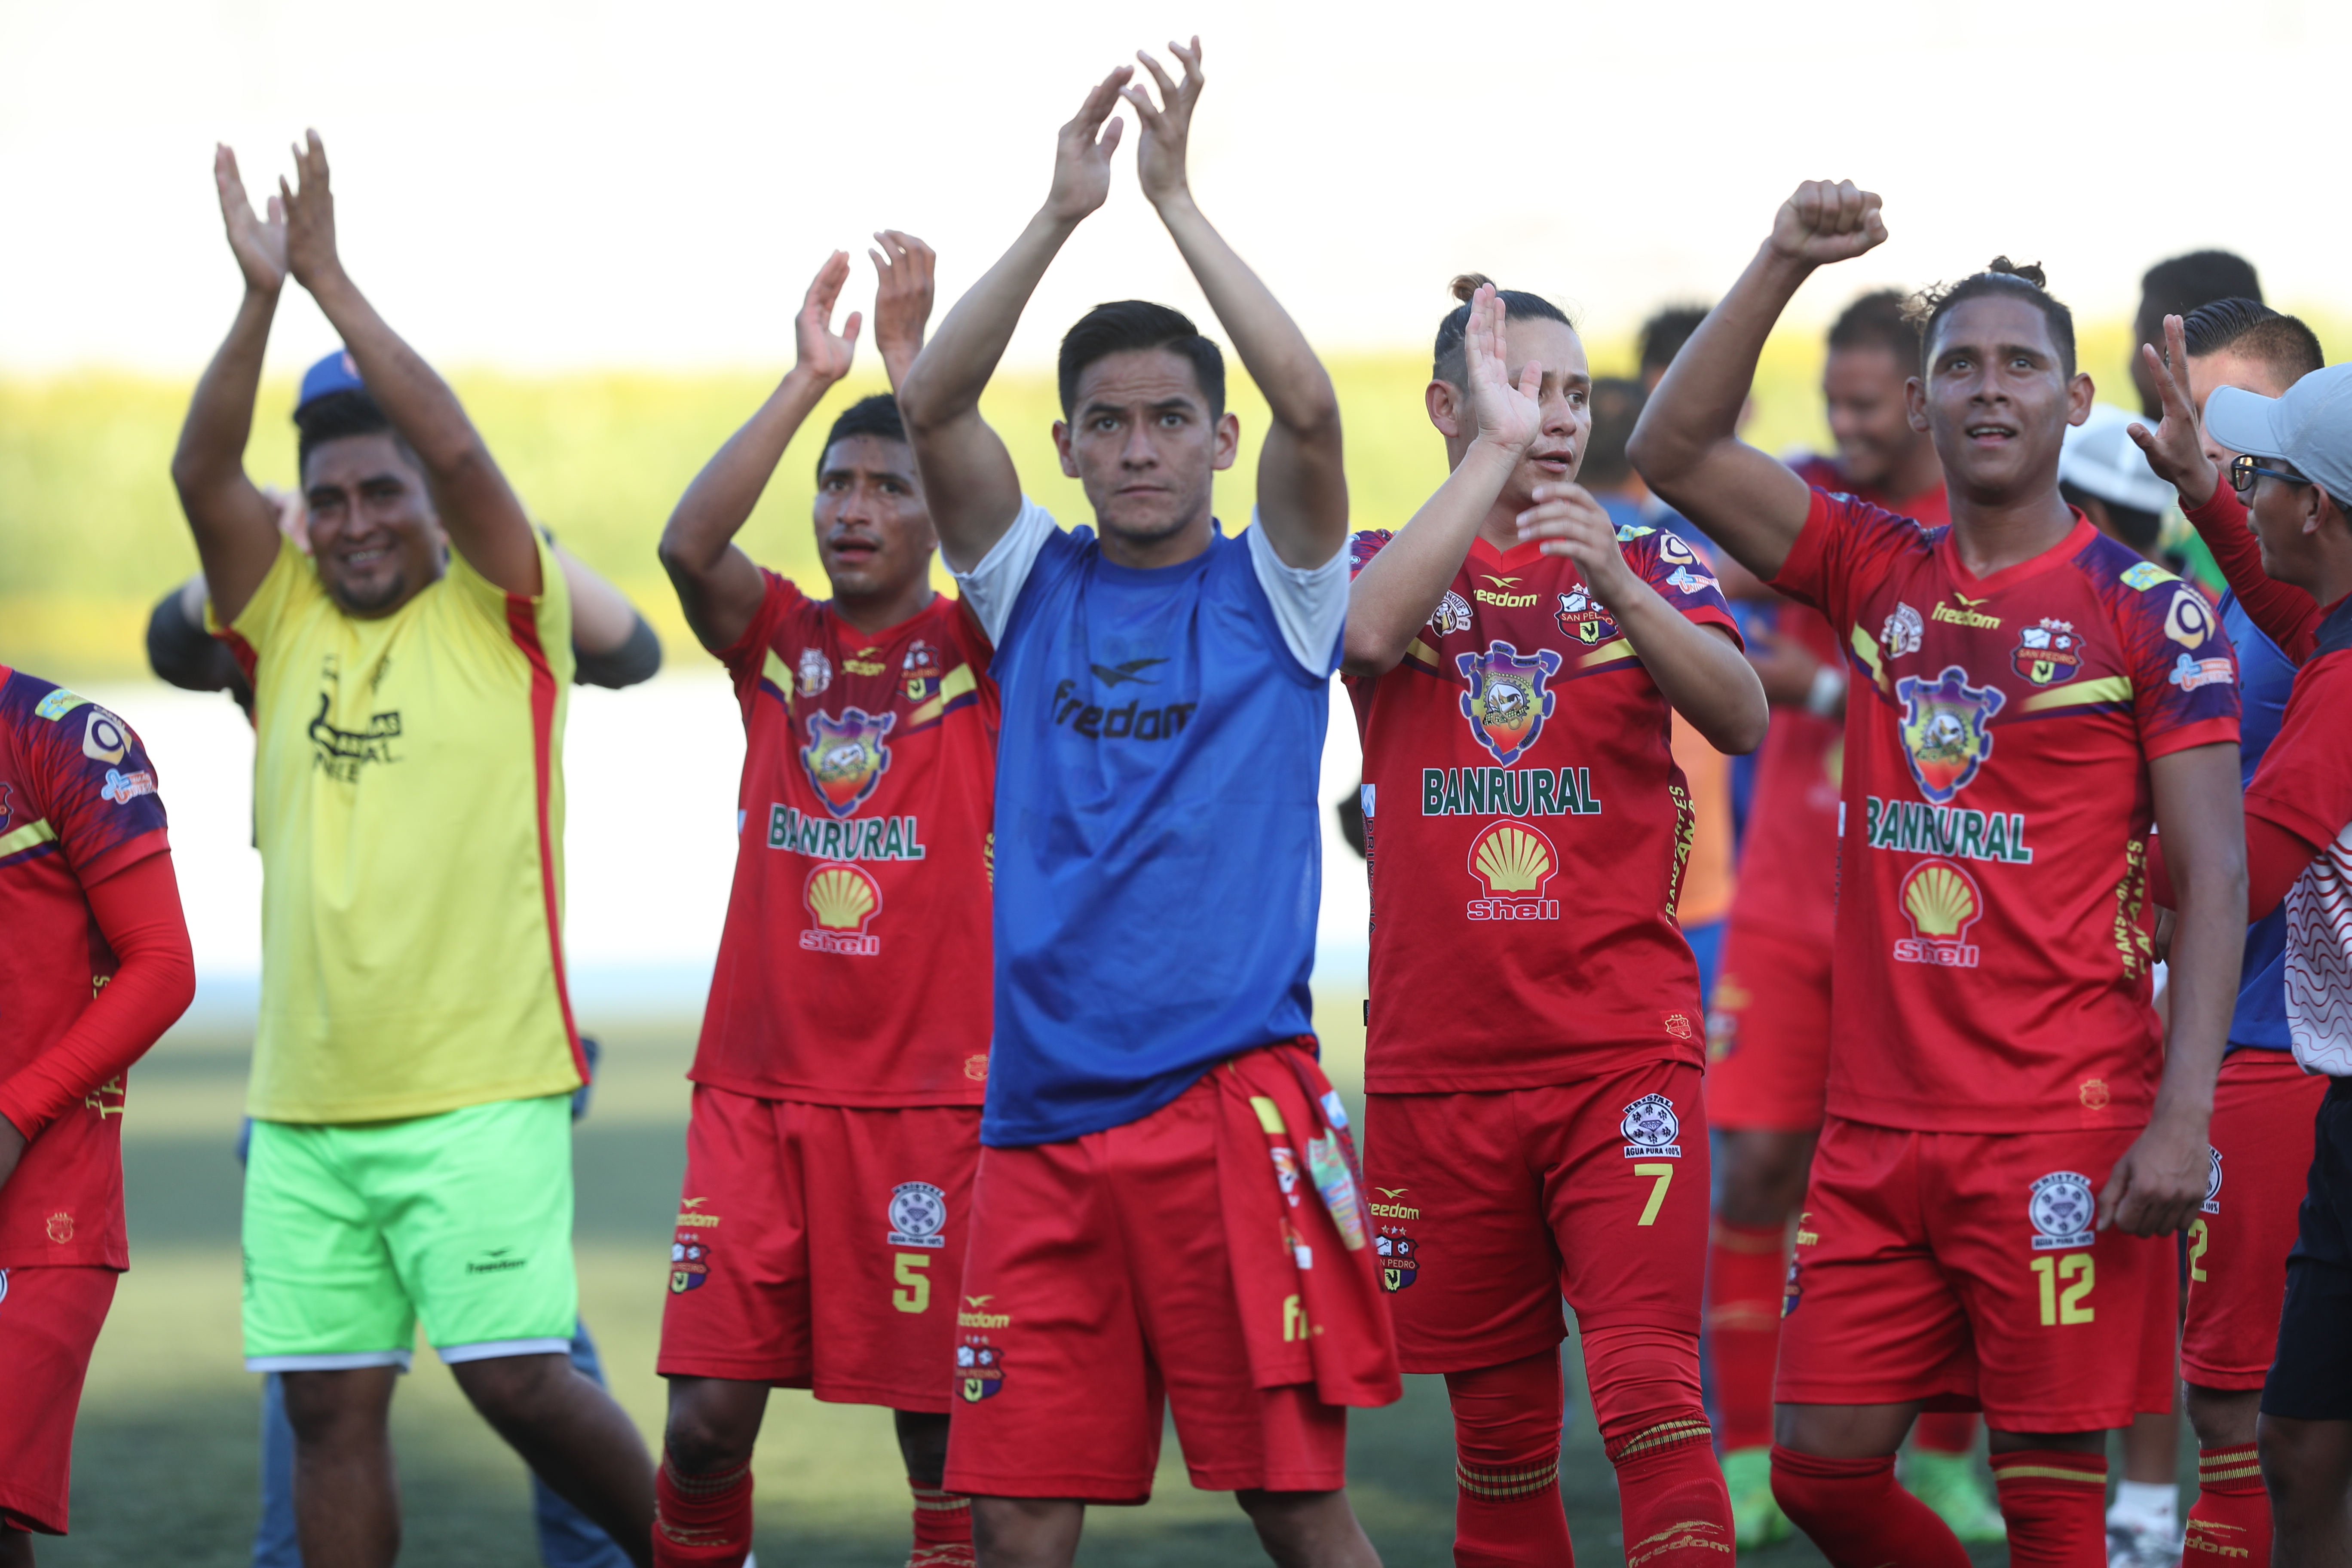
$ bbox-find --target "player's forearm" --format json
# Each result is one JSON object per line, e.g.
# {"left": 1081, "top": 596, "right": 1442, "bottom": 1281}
{"left": 554, "top": 545, "right": 641, "bottom": 656}
{"left": 2149, "top": 754, "right": 2247, "bottom": 1125}
{"left": 1341, "top": 444, "right": 1516, "bottom": 677}
{"left": 1630, "top": 244, "right": 1809, "bottom": 484}
{"left": 303, "top": 266, "right": 486, "bottom": 477}
{"left": 898, "top": 208, "right": 1076, "bottom": 436}
{"left": 1613, "top": 591, "right": 1769, "bottom": 754}
{"left": 170, "top": 287, "right": 277, "bottom": 504}
{"left": 1154, "top": 194, "right": 1338, "bottom": 441}
{"left": 662, "top": 368, "right": 833, "bottom": 573}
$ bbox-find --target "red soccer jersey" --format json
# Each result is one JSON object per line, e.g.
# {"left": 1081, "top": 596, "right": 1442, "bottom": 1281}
{"left": 1347, "top": 525, "right": 1743, "bottom": 1093}
{"left": 1729, "top": 464, "right": 1952, "bottom": 953}
{"left": 0, "top": 668, "right": 171, "bottom": 1268}
{"left": 1773, "top": 491, "right": 2240, "bottom": 1133}
{"left": 692, "top": 575, "right": 999, "bottom": 1106}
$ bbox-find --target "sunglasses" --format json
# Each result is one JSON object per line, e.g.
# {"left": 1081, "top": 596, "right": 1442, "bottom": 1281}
{"left": 2230, "top": 453, "right": 2310, "bottom": 496}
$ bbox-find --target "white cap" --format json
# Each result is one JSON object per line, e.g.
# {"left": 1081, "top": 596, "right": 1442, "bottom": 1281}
{"left": 2205, "top": 364, "right": 2352, "bottom": 505}
{"left": 2058, "top": 404, "right": 2174, "bottom": 515}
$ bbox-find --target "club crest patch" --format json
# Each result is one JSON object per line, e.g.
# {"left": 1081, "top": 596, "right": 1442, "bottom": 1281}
{"left": 887, "top": 1181, "right": 948, "bottom": 1249}
{"left": 2029, "top": 1170, "right": 2095, "bottom": 1250}
{"left": 799, "top": 707, "right": 896, "bottom": 819}
{"left": 956, "top": 1342, "right": 1006, "bottom": 1402}
{"left": 1881, "top": 602, "right": 1924, "bottom": 659}
{"left": 1896, "top": 665, "right": 2005, "bottom": 803}
{"left": 1375, "top": 1230, "right": 1419, "bottom": 1291}
{"left": 1427, "top": 591, "right": 1473, "bottom": 638}
{"left": 1456, "top": 641, "right": 1560, "bottom": 766}
{"left": 1554, "top": 585, "right": 1619, "bottom": 646}
{"left": 1621, "top": 1093, "right": 1682, "bottom": 1158}
{"left": 2011, "top": 618, "right": 2082, "bottom": 686}
{"left": 901, "top": 640, "right": 943, "bottom": 702}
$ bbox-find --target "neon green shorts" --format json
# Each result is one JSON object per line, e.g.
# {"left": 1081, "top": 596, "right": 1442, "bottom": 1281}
{"left": 241, "top": 1094, "right": 578, "bottom": 1370}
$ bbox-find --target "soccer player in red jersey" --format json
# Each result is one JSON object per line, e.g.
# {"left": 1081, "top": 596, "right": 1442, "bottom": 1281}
{"left": 1703, "top": 289, "right": 2003, "bottom": 1547}
{"left": 650, "top": 236, "right": 995, "bottom": 1568}
{"left": 2129, "top": 303, "right": 2331, "bottom": 1568}
{"left": 1632, "top": 182, "right": 2249, "bottom": 1568}
{"left": 1342, "top": 280, "right": 1766, "bottom": 1566}
{"left": 0, "top": 674, "right": 196, "bottom": 1562}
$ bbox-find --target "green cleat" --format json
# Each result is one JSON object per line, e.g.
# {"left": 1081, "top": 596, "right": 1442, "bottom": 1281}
{"left": 1724, "top": 1445, "right": 1792, "bottom": 1549}
{"left": 1903, "top": 1447, "right": 2008, "bottom": 1544}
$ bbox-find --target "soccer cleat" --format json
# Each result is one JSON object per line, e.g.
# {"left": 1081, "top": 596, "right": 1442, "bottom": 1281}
{"left": 1902, "top": 1447, "right": 2007, "bottom": 1543}
{"left": 2106, "top": 1516, "right": 2184, "bottom": 1568}
{"left": 1724, "top": 1445, "right": 1791, "bottom": 1548}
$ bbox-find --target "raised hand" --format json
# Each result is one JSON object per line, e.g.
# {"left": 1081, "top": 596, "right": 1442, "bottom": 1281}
{"left": 1767, "top": 179, "right": 1887, "bottom": 267}
{"left": 1462, "top": 285, "right": 1541, "bottom": 456}
{"left": 870, "top": 231, "right": 936, "bottom": 391}
{"left": 1124, "top": 37, "right": 1204, "bottom": 210}
{"left": 794, "top": 251, "right": 861, "bottom": 385}
{"left": 214, "top": 144, "right": 287, "bottom": 295}
{"left": 1516, "top": 484, "right": 1632, "bottom": 601}
{"left": 278, "top": 129, "right": 343, "bottom": 292}
{"left": 1045, "top": 66, "right": 1132, "bottom": 225}
{"left": 2127, "top": 314, "right": 2221, "bottom": 508}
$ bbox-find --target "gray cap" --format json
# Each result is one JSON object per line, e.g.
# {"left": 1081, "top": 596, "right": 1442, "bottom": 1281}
{"left": 2205, "top": 362, "right": 2352, "bottom": 505}
{"left": 2060, "top": 404, "right": 2174, "bottom": 515}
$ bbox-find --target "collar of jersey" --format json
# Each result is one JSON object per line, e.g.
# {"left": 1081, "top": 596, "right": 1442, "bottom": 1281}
{"left": 819, "top": 590, "right": 943, "bottom": 643}
{"left": 1467, "top": 535, "right": 1551, "bottom": 573}
{"left": 1933, "top": 511, "right": 2094, "bottom": 597}
{"left": 1090, "top": 525, "right": 1223, "bottom": 585}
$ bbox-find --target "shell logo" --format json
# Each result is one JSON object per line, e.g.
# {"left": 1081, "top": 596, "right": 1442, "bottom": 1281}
{"left": 801, "top": 861, "right": 883, "bottom": 956}
{"left": 1465, "top": 820, "right": 1561, "bottom": 922}
{"left": 1893, "top": 857, "right": 1981, "bottom": 968}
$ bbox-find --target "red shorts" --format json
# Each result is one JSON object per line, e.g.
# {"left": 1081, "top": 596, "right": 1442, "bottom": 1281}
{"left": 0, "top": 1265, "right": 118, "bottom": 1534}
{"left": 2183, "top": 1050, "right": 2330, "bottom": 1390}
{"left": 941, "top": 1070, "right": 1354, "bottom": 1503}
{"left": 1777, "top": 1116, "right": 2177, "bottom": 1430}
{"left": 1364, "top": 1059, "right": 1709, "bottom": 1374}
{"left": 656, "top": 1088, "right": 980, "bottom": 1413}
{"left": 1706, "top": 925, "right": 1831, "bottom": 1133}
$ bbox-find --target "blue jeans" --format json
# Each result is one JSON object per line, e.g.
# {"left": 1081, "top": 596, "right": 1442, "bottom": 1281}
{"left": 254, "top": 1320, "right": 631, "bottom": 1568}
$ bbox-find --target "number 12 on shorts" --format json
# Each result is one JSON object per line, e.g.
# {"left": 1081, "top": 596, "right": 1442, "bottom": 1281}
{"left": 2030, "top": 1253, "right": 2094, "bottom": 1326}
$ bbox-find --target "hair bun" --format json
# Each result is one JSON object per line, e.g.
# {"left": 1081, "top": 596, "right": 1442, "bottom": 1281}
{"left": 1450, "top": 273, "right": 1494, "bottom": 303}
{"left": 1987, "top": 256, "right": 2048, "bottom": 289}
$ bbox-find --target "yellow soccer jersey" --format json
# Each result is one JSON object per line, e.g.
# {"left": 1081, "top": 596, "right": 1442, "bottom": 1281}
{"left": 217, "top": 533, "right": 583, "bottom": 1121}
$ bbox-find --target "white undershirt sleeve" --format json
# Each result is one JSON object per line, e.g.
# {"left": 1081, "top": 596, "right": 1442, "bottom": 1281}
{"left": 949, "top": 497, "right": 1058, "bottom": 647}
{"left": 1246, "top": 512, "right": 1349, "bottom": 677}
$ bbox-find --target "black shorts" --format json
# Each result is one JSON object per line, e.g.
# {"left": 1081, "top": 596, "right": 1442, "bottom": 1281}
{"left": 2261, "top": 1075, "right": 2352, "bottom": 1421}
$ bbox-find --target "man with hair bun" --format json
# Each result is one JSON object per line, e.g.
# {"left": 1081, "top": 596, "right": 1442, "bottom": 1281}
{"left": 1342, "top": 273, "right": 1764, "bottom": 1565}
{"left": 895, "top": 41, "right": 1395, "bottom": 1567}
{"left": 646, "top": 234, "right": 996, "bottom": 1568}
{"left": 1635, "top": 186, "right": 2247, "bottom": 1568}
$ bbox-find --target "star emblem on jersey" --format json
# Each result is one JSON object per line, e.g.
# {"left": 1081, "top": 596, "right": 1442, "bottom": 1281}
{"left": 2204, "top": 1148, "right": 2223, "bottom": 1215}
{"left": 2010, "top": 618, "right": 2082, "bottom": 686}
{"left": 887, "top": 1181, "right": 949, "bottom": 1249}
{"left": 2029, "top": 1171, "right": 2095, "bottom": 1250}
{"left": 1464, "top": 820, "right": 1560, "bottom": 922}
{"left": 1456, "top": 641, "right": 1560, "bottom": 766}
{"left": 1893, "top": 857, "right": 1983, "bottom": 968}
{"left": 799, "top": 707, "right": 896, "bottom": 819}
{"left": 1554, "top": 586, "right": 1620, "bottom": 646}
{"left": 1620, "top": 1093, "right": 1683, "bottom": 1158}
{"left": 1895, "top": 665, "right": 2005, "bottom": 803}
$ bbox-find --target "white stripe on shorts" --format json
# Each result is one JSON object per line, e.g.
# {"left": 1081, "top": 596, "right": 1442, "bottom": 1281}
{"left": 246, "top": 1349, "right": 415, "bottom": 1373}
{"left": 437, "top": 1337, "right": 573, "bottom": 1365}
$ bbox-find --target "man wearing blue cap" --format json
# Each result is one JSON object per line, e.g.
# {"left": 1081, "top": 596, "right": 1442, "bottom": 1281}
{"left": 168, "top": 135, "right": 656, "bottom": 1568}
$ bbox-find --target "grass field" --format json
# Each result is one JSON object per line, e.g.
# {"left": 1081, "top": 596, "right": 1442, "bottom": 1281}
{"left": 44, "top": 995, "right": 2013, "bottom": 1567}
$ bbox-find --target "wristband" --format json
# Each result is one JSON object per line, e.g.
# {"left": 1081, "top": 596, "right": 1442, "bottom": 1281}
{"left": 1804, "top": 664, "right": 1847, "bottom": 718}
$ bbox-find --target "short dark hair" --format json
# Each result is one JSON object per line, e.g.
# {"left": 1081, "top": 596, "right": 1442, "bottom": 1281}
{"left": 1905, "top": 257, "right": 2077, "bottom": 378}
{"left": 294, "top": 388, "right": 418, "bottom": 478}
{"left": 2137, "top": 250, "right": 2262, "bottom": 344}
{"left": 1826, "top": 289, "right": 1920, "bottom": 364}
{"left": 1431, "top": 273, "right": 1575, "bottom": 387}
{"left": 1638, "top": 305, "right": 1711, "bottom": 377}
{"left": 1580, "top": 377, "right": 1645, "bottom": 490}
{"left": 1057, "top": 300, "right": 1224, "bottom": 420}
{"left": 2181, "top": 297, "right": 2326, "bottom": 386}
{"left": 817, "top": 394, "right": 909, "bottom": 478}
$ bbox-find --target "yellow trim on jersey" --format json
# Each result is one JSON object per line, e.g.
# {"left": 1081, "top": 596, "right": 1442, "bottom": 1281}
{"left": 762, "top": 646, "right": 794, "bottom": 694}
{"left": 1404, "top": 636, "right": 1442, "bottom": 668}
{"left": 2023, "top": 676, "right": 2133, "bottom": 711}
{"left": 904, "top": 663, "right": 977, "bottom": 728}
{"left": 1250, "top": 1095, "right": 1287, "bottom": 1134}
{"left": 1581, "top": 637, "right": 1638, "bottom": 668}
{"left": 0, "top": 818, "right": 58, "bottom": 859}
{"left": 1850, "top": 625, "right": 1886, "bottom": 690}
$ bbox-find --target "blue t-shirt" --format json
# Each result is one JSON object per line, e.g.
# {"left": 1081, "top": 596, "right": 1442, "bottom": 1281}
{"left": 956, "top": 502, "right": 1348, "bottom": 1146}
{"left": 2224, "top": 590, "right": 2296, "bottom": 1052}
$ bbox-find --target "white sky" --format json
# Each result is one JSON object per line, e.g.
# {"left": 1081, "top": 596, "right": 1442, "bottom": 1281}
{"left": 4, "top": 0, "right": 2347, "bottom": 377}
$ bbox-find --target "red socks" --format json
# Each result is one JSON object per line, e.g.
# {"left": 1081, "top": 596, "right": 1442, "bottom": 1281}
{"left": 1580, "top": 1323, "right": 1730, "bottom": 1565}
{"left": 1770, "top": 1446, "right": 1972, "bottom": 1568}
{"left": 2187, "top": 1443, "right": 2269, "bottom": 1564}
{"left": 909, "top": 1476, "right": 975, "bottom": 1567}
{"left": 1913, "top": 1410, "right": 1980, "bottom": 1455}
{"left": 653, "top": 1453, "right": 754, "bottom": 1567}
{"left": 1703, "top": 1220, "right": 1786, "bottom": 1452}
{"left": 1444, "top": 1352, "right": 1577, "bottom": 1568}
{"left": 1990, "top": 1448, "right": 2107, "bottom": 1568}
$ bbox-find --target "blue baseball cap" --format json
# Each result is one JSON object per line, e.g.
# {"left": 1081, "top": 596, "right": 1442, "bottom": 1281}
{"left": 297, "top": 349, "right": 366, "bottom": 412}
{"left": 2205, "top": 363, "right": 2352, "bottom": 508}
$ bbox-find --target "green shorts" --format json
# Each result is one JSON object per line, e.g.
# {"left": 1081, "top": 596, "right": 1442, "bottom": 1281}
{"left": 242, "top": 1094, "right": 579, "bottom": 1371}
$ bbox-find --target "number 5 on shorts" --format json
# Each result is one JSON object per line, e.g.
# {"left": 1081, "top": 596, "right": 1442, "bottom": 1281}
{"left": 893, "top": 1253, "right": 931, "bottom": 1314}
{"left": 1634, "top": 1162, "right": 1674, "bottom": 1228}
